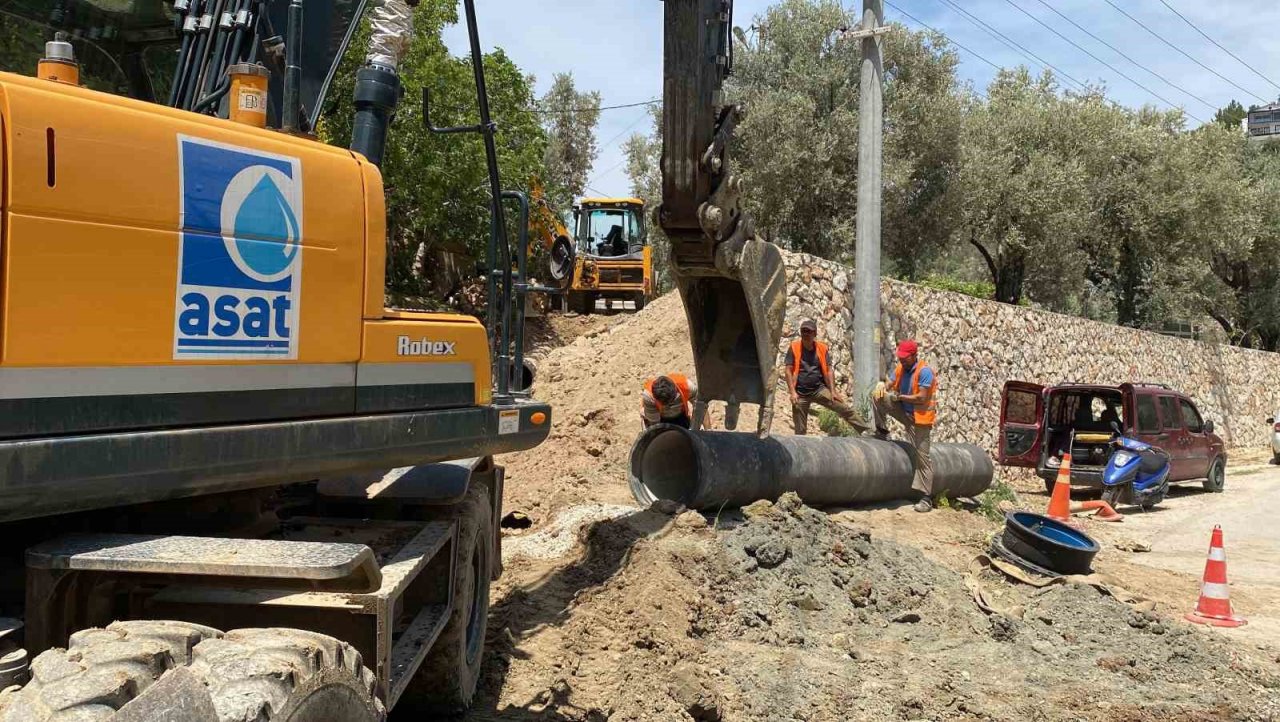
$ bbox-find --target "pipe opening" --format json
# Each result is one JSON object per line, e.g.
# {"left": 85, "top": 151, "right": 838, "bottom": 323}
{"left": 633, "top": 427, "right": 698, "bottom": 506}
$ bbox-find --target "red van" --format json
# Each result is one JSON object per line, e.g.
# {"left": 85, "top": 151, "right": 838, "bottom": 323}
{"left": 998, "top": 382, "right": 1227, "bottom": 493}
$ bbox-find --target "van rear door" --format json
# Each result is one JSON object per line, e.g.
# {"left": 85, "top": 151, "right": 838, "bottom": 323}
{"left": 999, "top": 381, "right": 1044, "bottom": 466}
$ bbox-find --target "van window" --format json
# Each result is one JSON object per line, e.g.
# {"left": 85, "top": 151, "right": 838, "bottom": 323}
{"left": 1159, "top": 396, "right": 1182, "bottom": 429}
{"left": 1006, "top": 389, "right": 1038, "bottom": 425}
{"left": 1136, "top": 395, "right": 1160, "bottom": 433}
{"left": 1180, "top": 400, "right": 1204, "bottom": 433}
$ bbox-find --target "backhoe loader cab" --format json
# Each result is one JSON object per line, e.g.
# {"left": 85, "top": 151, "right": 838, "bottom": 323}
{"left": 0, "top": 0, "right": 550, "bottom": 717}
{"left": 554, "top": 198, "right": 653, "bottom": 313}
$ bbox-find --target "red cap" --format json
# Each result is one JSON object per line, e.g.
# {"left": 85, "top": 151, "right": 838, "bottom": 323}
{"left": 896, "top": 339, "right": 918, "bottom": 359}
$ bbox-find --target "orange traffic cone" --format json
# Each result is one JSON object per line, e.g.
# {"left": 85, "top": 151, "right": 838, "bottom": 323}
{"left": 1185, "top": 525, "right": 1247, "bottom": 628}
{"left": 1046, "top": 453, "right": 1072, "bottom": 522}
{"left": 1072, "top": 500, "right": 1123, "bottom": 522}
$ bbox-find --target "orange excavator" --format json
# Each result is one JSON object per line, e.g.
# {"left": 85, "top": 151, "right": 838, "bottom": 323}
{"left": 0, "top": 0, "right": 781, "bottom": 718}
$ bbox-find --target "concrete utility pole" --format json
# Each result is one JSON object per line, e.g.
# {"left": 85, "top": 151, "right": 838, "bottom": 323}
{"left": 849, "top": 0, "right": 887, "bottom": 418}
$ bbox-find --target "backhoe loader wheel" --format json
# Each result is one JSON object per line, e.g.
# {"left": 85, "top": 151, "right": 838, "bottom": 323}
{"left": 396, "top": 482, "right": 494, "bottom": 715}
{"left": 0, "top": 621, "right": 383, "bottom": 722}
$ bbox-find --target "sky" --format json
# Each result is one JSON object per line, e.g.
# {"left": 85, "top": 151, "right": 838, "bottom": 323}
{"left": 443, "top": 0, "right": 1280, "bottom": 199}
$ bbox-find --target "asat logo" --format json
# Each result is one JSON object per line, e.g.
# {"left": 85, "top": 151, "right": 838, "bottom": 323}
{"left": 174, "top": 137, "right": 303, "bottom": 359}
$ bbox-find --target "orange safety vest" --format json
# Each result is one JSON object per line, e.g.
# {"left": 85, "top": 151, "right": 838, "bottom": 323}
{"left": 790, "top": 340, "right": 831, "bottom": 381}
{"left": 645, "top": 373, "right": 692, "bottom": 417}
{"left": 888, "top": 361, "right": 938, "bottom": 427}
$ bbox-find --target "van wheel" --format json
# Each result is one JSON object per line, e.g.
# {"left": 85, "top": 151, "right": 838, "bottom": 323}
{"left": 1042, "top": 477, "right": 1056, "bottom": 494}
{"left": 396, "top": 482, "right": 493, "bottom": 715}
{"left": 1202, "top": 458, "right": 1226, "bottom": 493}
{"left": 0, "top": 621, "right": 383, "bottom": 721}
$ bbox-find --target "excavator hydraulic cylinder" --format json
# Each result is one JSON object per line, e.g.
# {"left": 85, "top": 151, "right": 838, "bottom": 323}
{"left": 629, "top": 425, "right": 994, "bottom": 510}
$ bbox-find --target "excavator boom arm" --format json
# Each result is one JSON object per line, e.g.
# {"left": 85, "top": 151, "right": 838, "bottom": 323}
{"left": 659, "top": 0, "right": 786, "bottom": 435}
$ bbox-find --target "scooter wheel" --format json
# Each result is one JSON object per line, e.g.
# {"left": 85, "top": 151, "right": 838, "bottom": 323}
{"left": 1101, "top": 484, "right": 1126, "bottom": 509}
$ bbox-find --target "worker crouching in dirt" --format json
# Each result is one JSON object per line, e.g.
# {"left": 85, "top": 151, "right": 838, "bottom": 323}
{"left": 786, "top": 319, "right": 870, "bottom": 436}
{"left": 872, "top": 339, "right": 938, "bottom": 513}
{"left": 641, "top": 373, "right": 702, "bottom": 430}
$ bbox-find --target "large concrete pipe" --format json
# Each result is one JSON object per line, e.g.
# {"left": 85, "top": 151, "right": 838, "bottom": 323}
{"left": 629, "top": 425, "right": 994, "bottom": 510}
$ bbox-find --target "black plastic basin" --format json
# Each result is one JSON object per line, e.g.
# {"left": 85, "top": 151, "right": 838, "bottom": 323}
{"left": 1001, "top": 511, "right": 1100, "bottom": 575}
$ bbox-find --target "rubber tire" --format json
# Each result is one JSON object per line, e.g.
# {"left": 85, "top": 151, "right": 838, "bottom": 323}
{"left": 396, "top": 482, "right": 494, "bottom": 715}
{"left": 1042, "top": 477, "right": 1056, "bottom": 494}
{"left": 1101, "top": 484, "right": 1126, "bottom": 509}
{"left": 1203, "top": 457, "right": 1226, "bottom": 493}
{"left": 1274, "top": 451, "right": 1280, "bottom": 466}
{"left": 0, "top": 621, "right": 383, "bottom": 721}
{"left": 633, "top": 292, "right": 647, "bottom": 312}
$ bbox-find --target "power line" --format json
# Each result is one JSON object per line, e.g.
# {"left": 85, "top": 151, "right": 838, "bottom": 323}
{"left": 527, "top": 98, "right": 660, "bottom": 115}
{"left": 1032, "top": 0, "right": 1215, "bottom": 112}
{"left": 1100, "top": 0, "right": 1269, "bottom": 105}
{"left": 999, "top": 0, "right": 1206, "bottom": 123}
{"left": 585, "top": 108, "right": 658, "bottom": 191}
{"left": 1156, "top": 0, "right": 1280, "bottom": 95}
{"left": 882, "top": 1, "right": 995, "bottom": 98}
{"left": 886, "top": 4, "right": 999, "bottom": 70}
{"left": 930, "top": 0, "right": 1089, "bottom": 91}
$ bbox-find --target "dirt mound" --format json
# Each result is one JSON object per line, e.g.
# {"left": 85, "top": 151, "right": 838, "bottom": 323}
{"left": 502, "top": 293, "right": 796, "bottom": 526}
{"left": 470, "top": 293, "right": 1280, "bottom": 721}
{"left": 475, "top": 495, "right": 1280, "bottom": 721}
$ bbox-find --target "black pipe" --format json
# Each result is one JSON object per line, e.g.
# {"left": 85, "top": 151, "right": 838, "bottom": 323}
{"left": 181, "top": 0, "right": 218, "bottom": 109}
{"left": 350, "top": 65, "right": 400, "bottom": 167}
{"left": 282, "top": 0, "right": 303, "bottom": 132}
{"left": 494, "top": 192, "right": 524, "bottom": 391}
{"left": 168, "top": 0, "right": 201, "bottom": 107}
{"left": 199, "top": 0, "right": 242, "bottom": 104}
{"left": 192, "top": 0, "right": 230, "bottom": 103}
{"left": 629, "top": 426, "right": 995, "bottom": 510}
{"left": 460, "top": 0, "right": 510, "bottom": 399}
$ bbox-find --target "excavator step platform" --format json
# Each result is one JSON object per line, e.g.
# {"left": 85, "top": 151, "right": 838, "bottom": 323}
{"left": 26, "top": 534, "right": 382, "bottom": 593}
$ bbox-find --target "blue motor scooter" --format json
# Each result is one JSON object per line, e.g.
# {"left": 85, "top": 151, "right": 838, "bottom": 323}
{"left": 1101, "top": 422, "right": 1171, "bottom": 510}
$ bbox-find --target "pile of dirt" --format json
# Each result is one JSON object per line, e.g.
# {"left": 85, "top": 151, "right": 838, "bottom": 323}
{"left": 501, "top": 293, "right": 796, "bottom": 525}
{"left": 472, "top": 293, "right": 1280, "bottom": 721}
{"left": 477, "top": 494, "right": 1280, "bottom": 721}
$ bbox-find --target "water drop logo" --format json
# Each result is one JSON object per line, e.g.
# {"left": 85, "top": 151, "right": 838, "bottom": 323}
{"left": 220, "top": 166, "right": 302, "bottom": 283}
{"left": 174, "top": 136, "right": 304, "bottom": 360}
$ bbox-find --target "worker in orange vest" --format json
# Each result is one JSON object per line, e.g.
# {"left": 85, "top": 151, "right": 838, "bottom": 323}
{"left": 641, "top": 373, "right": 702, "bottom": 430}
{"left": 871, "top": 339, "right": 939, "bottom": 512}
{"left": 785, "top": 319, "right": 869, "bottom": 436}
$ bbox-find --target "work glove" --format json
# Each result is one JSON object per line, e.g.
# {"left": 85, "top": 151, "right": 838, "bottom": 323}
{"left": 871, "top": 382, "right": 887, "bottom": 401}
{"left": 885, "top": 390, "right": 900, "bottom": 404}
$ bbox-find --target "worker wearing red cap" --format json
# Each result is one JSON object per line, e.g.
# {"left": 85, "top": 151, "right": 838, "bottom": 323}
{"left": 785, "top": 319, "right": 869, "bottom": 436}
{"left": 872, "top": 339, "right": 938, "bottom": 512}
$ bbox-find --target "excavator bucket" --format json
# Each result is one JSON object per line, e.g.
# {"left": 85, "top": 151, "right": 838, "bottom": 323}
{"left": 677, "top": 240, "right": 787, "bottom": 434}
{"left": 660, "top": 0, "right": 787, "bottom": 435}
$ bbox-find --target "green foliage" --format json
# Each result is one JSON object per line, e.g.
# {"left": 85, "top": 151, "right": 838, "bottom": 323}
{"left": 975, "top": 480, "right": 1018, "bottom": 523}
{"left": 617, "top": 0, "right": 1280, "bottom": 351}
{"left": 915, "top": 275, "right": 997, "bottom": 301}
{"left": 1214, "top": 100, "right": 1248, "bottom": 129}
{"left": 623, "top": 105, "right": 676, "bottom": 293}
{"left": 540, "top": 73, "right": 601, "bottom": 211}
{"left": 816, "top": 408, "right": 857, "bottom": 437}
{"left": 318, "top": 0, "right": 548, "bottom": 306}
